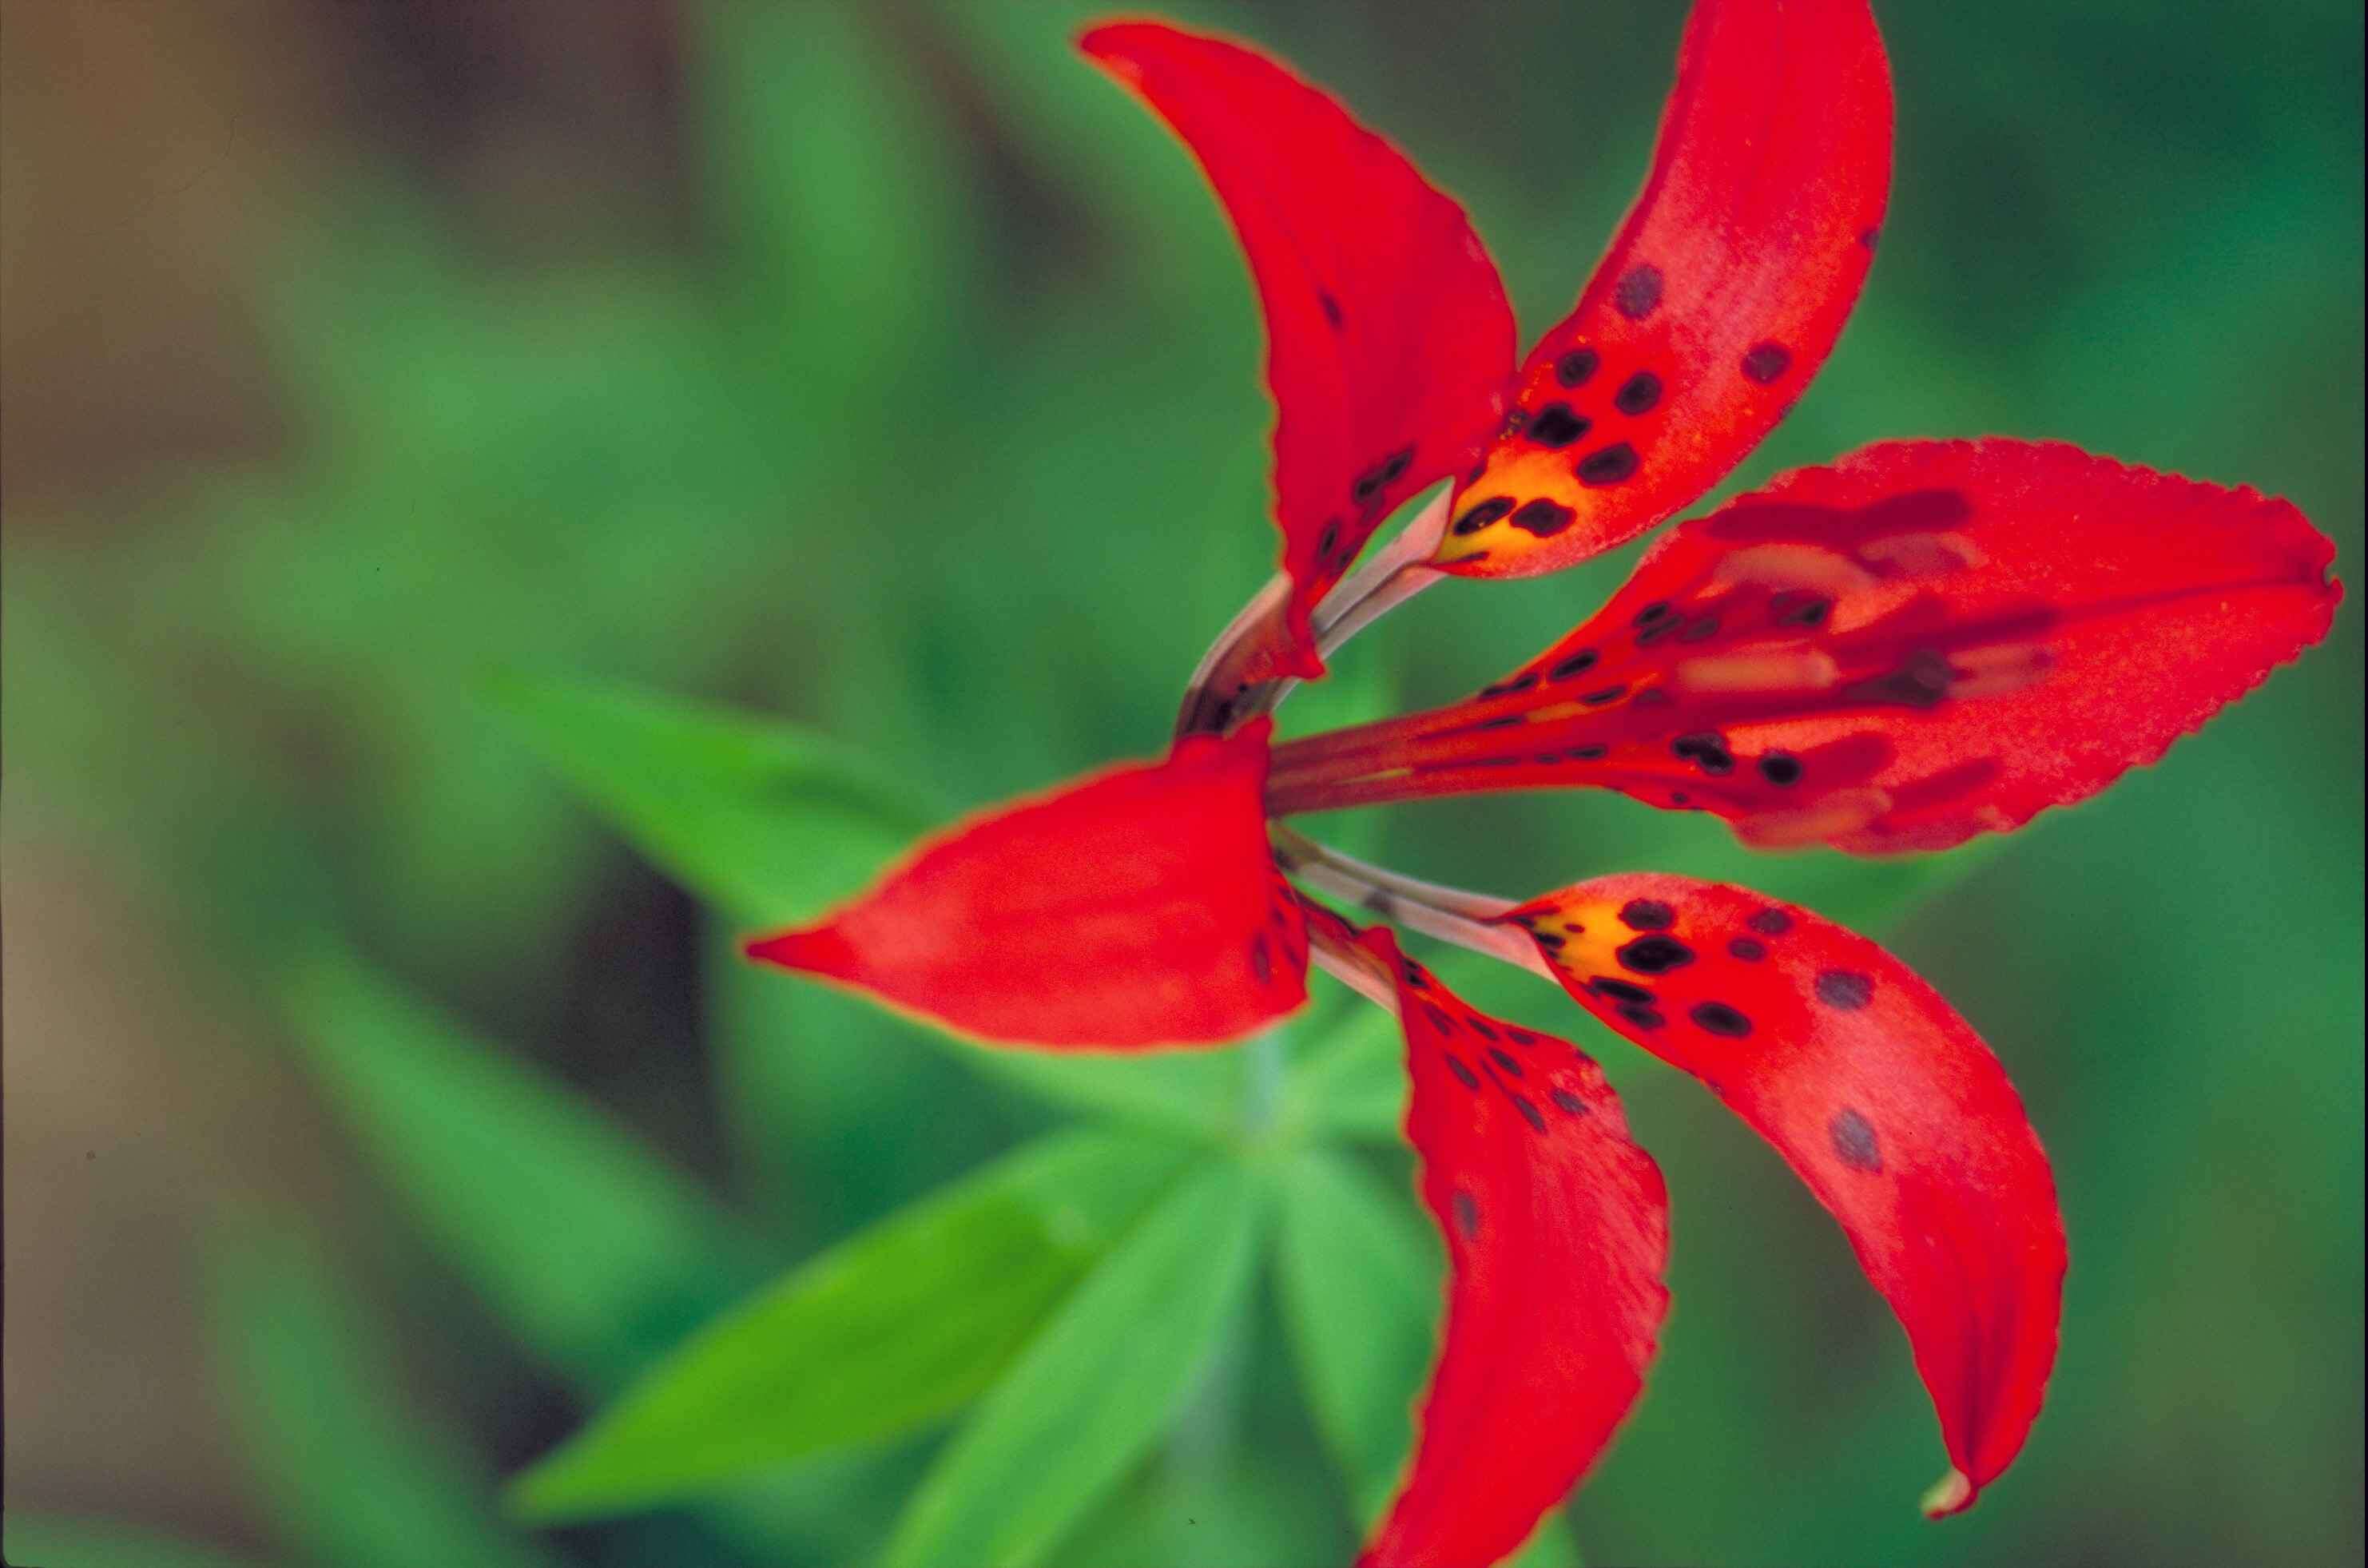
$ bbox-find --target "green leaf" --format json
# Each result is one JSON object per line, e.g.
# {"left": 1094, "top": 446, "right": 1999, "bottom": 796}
{"left": 508, "top": 1128, "right": 1190, "bottom": 1520}
{"left": 881, "top": 1158, "right": 1267, "bottom": 1568}
{"left": 1279, "top": 1003, "right": 1408, "bottom": 1145}
{"left": 1271, "top": 1146, "right": 1437, "bottom": 1518}
{"left": 280, "top": 947, "right": 758, "bottom": 1391}
{"left": 205, "top": 1225, "right": 562, "bottom": 1568}
{"left": 490, "top": 674, "right": 935, "bottom": 923}
{"left": 1272, "top": 1148, "right": 1586, "bottom": 1566}
{"left": 1, "top": 1516, "right": 268, "bottom": 1568}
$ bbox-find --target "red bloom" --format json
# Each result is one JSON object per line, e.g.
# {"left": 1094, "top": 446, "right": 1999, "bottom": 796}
{"left": 748, "top": 5, "right": 2339, "bottom": 1563}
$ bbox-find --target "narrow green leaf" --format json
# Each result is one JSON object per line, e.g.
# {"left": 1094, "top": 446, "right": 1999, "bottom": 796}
{"left": 1272, "top": 1146, "right": 1437, "bottom": 1518}
{"left": 489, "top": 674, "right": 934, "bottom": 923}
{"left": 205, "top": 1225, "right": 562, "bottom": 1568}
{"left": 509, "top": 1129, "right": 1190, "bottom": 1520}
{"left": 881, "top": 1158, "right": 1267, "bottom": 1568}
{"left": 280, "top": 947, "right": 758, "bottom": 1391}
{"left": 1279, "top": 1003, "right": 1408, "bottom": 1145}
{"left": 1273, "top": 1148, "right": 1586, "bottom": 1566}
{"left": 1, "top": 1515, "right": 268, "bottom": 1568}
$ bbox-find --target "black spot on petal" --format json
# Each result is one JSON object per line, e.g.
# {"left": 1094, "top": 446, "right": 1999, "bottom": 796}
{"left": 1613, "top": 370, "right": 1663, "bottom": 415}
{"left": 1618, "top": 935, "right": 1695, "bottom": 975}
{"left": 1816, "top": 969, "right": 1874, "bottom": 1010}
{"left": 1727, "top": 937, "right": 1767, "bottom": 962}
{"left": 1509, "top": 498, "right": 1576, "bottom": 537}
{"left": 1747, "top": 908, "right": 1794, "bottom": 935}
{"left": 1512, "top": 1094, "right": 1548, "bottom": 1133}
{"left": 1619, "top": 899, "right": 1675, "bottom": 931}
{"left": 1575, "top": 442, "right": 1640, "bottom": 486}
{"left": 1830, "top": 1107, "right": 1882, "bottom": 1172}
{"left": 1452, "top": 495, "right": 1516, "bottom": 535}
{"left": 1689, "top": 1001, "right": 1753, "bottom": 1037}
{"left": 1618, "top": 1003, "right": 1667, "bottom": 1030}
{"left": 1742, "top": 341, "right": 1793, "bottom": 384}
{"left": 1319, "top": 290, "right": 1345, "bottom": 329}
{"left": 1550, "top": 1088, "right": 1590, "bottom": 1116}
{"left": 1758, "top": 752, "right": 1803, "bottom": 787}
{"left": 1489, "top": 1047, "right": 1524, "bottom": 1076}
{"left": 1613, "top": 264, "right": 1663, "bottom": 320}
{"left": 1452, "top": 1189, "right": 1483, "bottom": 1237}
{"left": 1555, "top": 347, "right": 1600, "bottom": 386}
{"left": 1587, "top": 976, "right": 1656, "bottom": 1005}
{"left": 1527, "top": 403, "right": 1592, "bottom": 449}
{"left": 1548, "top": 649, "right": 1600, "bottom": 681}
{"left": 1446, "top": 1054, "right": 1481, "bottom": 1091}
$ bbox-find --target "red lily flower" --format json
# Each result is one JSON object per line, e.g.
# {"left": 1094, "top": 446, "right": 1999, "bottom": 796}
{"left": 747, "top": 5, "right": 2340, "bottom": 1564}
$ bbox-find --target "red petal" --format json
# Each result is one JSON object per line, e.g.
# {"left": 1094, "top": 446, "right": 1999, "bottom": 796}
{"left": 1433, "top": 0, "right": 1890, "bottom": 577}
{"left": 1500, "top": 875, "right": 2064, "bottom": 1514}
{"left": 745, "top": 721, "right": 1305, "bottom": 1048}
{"left": 1269, "top": 440, "right": 2341, "bottom": 851}
{"left": 1082, "top": 22, "right": 1516, "bottom": 681}
{"left": 1350, "top": 926, "right": 1669, "bottom": 1567}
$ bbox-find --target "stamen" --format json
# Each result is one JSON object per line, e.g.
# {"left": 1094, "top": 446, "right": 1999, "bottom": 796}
{"left": 1271, "top": 826, "right": 1551, "bottom": 978}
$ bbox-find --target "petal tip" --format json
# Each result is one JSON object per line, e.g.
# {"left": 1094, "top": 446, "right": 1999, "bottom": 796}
{"left": 743, "top": 925, "right": 847, "bottom": 975}
{"left": 1920, "top": 1467, "right": 1975, "bottom": 1519}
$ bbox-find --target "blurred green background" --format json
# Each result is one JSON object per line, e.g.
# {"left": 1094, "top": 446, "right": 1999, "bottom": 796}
{"left": 5, "top": 1, "right": 2360, "bottom": 1565}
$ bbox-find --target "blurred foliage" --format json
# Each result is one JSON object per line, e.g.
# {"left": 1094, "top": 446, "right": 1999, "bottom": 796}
{"left": 4, "top": 1, "right": 2360, "bottom": 1566}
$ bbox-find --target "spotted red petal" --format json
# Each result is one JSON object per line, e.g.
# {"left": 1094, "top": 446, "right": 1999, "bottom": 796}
{"left": 1500, "top": 875, "right": 2063, "bottom": 1515}
{"left": 1082, "top": 21, "right": 1516, "bottom": 686}
{"left": 1345, "top": 924, "right": 1669, "bottom": 1567}
{"left": 1269, "top": 440, "right": 2341, "bottom": 850}
{"left": 1434, "top": 0, "right": 1890, "bottom": 577}
{"left": 745, "top": 721, "right": 1305, "bottom": 1048}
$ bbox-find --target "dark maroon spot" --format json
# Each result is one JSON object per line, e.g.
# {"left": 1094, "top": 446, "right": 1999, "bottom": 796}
{"left": 1424, "top": 1002, "right": 1456, "bottom": 1033}
{"left": 1634, "top": 686, "right": 1672, "bottom": 708}
{"left": 1567, "top": 744, "right": 1609, "bottom": 760}
{"left": 1489, "top": 1047, "right": 1524, "bottom": 1076}
{"left": 1690, "top": 1001, "right": 1753, "bottom": 1037}
{"left": 1504, "top": 1026, "right": 1540, "bottom": 1047}
{"left": 1672, "top": 732, "right": 1736, "bottom": 776}
{"left": 1770, "top": 589, "right": 1831, "bottom": 627}
{"left": 1741, "top": 341, "right": 1793, "bottom": 384}
{"left": 1846, "top": 649, "right": 1954, "bottom": 709}
{"left": 1527, "top": 403, "right": 1592, "bottom": 449}
{"left": 1816, "top": 969, "right": 1874, "bottom": 1010}
{"left": 1402, "top": 960, "right": 1429, "bottom": 989}
{"left": 1315, "top": 518, "right": 1341, "bottom": 561}
{"left": 1352, "top": 445, "right": 1415, "bottom": 503}
{"left": 1548, "top": 649, "right": 1599, "bottom": 681}
{"left": 1580, "top": 684, "right": 1627, "bottom": 706}
{"left": 1452, "top": 495, "right": 1516, "bottom": 535}
{"left": 1679, "top": 614, "right": 1722, "bottom": 642}
{"left": 1613, "top": 370, "right": 1663, "bottom": 415}
{"left": 1465, "top": 462, "right": 1486, "bottom": 485}
{"left": 1467, "top": 1015, "right": 1500, "bottom": 1042}
{"left": 1319, "top": 290, "right": 1345, "bottom": 328}
{"left": 1452, "top": 1189, "right": 1482, "bottom": 1237}
{"left": 1549, "top": 1088, "right": 1590, "bottom": 1116}
{"left": 1509, "top": 498, "right": 1577, "bottom": 537}
{"left": 1446, "top": 1054, "right": 1481, "bottom": 1091}
{"left": 1555, "top": 347, "right": 1601, "bottom": 386}
{"left": 1830, "top": 1107, "right": 1882, "bottom": 1172}
{"left": 1617, "top": 1003, "right": 1667, "bottom": 1030}
{"left": 1758, "top": 752, "right": 1803, "bottom": 787}
{"left": 1633, "top": 600, "right": 1677, "bottom": 628}
{"left": 1249, "top": 936, "right": 1272, "bottom": 985}
{"left": 1512, "top": 1094, "right": 1548, "bottom": 1133}
{"left": 1857, "top": 226, "right": 1881, "bottom": 252}
{"left": 1747, "top": 907, "right": 1794, "bottom": 936}
{"left": 1618, "top": 935, "right": 1695, "bottom": 975}
{"left": 1576, "top": 442, "right": 1640, "bottom": 486}
{"left": 1619, "top": 899, "right": 1675, "bottom": 931}
{"left": 1613, "top": 264, "right": 1663, "bottom": 320}
{"left": 1477, "top": 671, "right": 1540, "bottom": 698}
{"left": 1727, "top": 937, "right": 1767, "bottom": 961}
{"left": 1587, "top": 975, "right": 1656, "bottom": 1005}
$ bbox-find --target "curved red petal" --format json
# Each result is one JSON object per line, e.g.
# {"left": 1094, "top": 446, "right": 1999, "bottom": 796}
{"left": 1082, "top": 21, "right": 1516, "bottom": 681}
{"left": 1351, "top": 926, "right": 1670, "bottom": 1567}
{"left": 1433, "top": 0, "right": 1891, "bottom": 577}
{"left": 745, "top": 721, "right": 1306, "bottom": 1048}
{"left": 1269, "top": 440, "right": 2341, "bottom": 850}
{"left": 1500, "top": 875, "right": 2064, "bottom": 1514}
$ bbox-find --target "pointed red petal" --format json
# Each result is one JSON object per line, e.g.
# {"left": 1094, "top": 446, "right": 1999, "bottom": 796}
{"left": 1350, "top": 926, "right": 1670, "bottom": 1567}
{"left": 1433, "top": 0, "right": 1890, "bottom": 577}
{"left": 1501, "top": 875, "right": 2064, "bottom": 1514}
{"left": 1269, "top": 440, "right": 2341, "bottom": 850}
{"left": 746, "top": 722, "right": 1305, "bottom": 1048}
{"left": 1082, "top": 22, "right": 1516, "bottom": 681}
